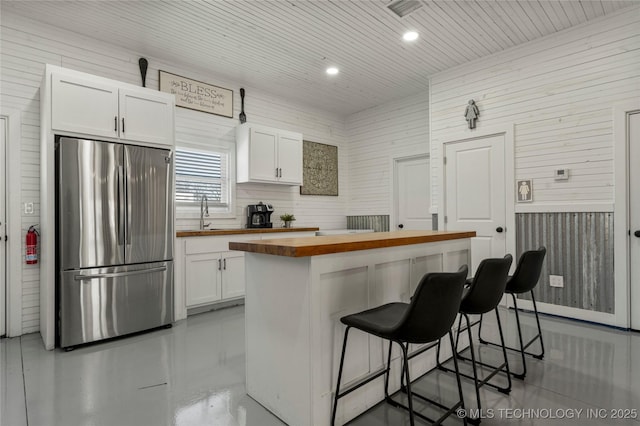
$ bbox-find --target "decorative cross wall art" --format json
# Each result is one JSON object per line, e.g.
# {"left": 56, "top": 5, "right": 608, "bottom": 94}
{"left": 300, "top": 141, "right": 338, "bottom": 196}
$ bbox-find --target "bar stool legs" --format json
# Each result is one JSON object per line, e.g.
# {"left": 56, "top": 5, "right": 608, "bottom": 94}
{"left": 332, "top": 328, "right": 467, "bottom": 426}
{"left": 331, "top": 326, "right": 351, "bottom": 426}
{"left": 478, "top": 292, "right": 545, "bottom": 380}
{"left": 438, "top": 310, "right": 511, "bottom": 418}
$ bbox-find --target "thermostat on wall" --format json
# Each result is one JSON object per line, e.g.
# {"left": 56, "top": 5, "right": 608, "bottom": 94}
{"left": 554, "top": 169, "right": 569, "bottom": 180}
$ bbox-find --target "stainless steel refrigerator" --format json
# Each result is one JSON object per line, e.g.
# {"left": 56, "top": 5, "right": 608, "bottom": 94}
{"left": 56, "top": 136, "right": 174, "bottom": 349}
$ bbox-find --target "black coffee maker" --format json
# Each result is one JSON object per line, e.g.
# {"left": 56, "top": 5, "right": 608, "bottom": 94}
{"left": 247, "top": 202, "right": 274, "bottom": 228}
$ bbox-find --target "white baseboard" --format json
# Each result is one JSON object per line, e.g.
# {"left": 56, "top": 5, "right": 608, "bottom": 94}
{"left": 515, "top": 298, "right": 620, "bottom": 328}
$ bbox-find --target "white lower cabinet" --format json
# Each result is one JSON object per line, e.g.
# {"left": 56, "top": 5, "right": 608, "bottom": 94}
{"left": 180, "top": 232, "right": 315, "bottom": 313}
{"left": 185, "top": 252, "right": 223, "bottom": 306}
{"left": 185, "top": 251, "right": 245, "bottom": 307}
{"left": 220, "top": 251, "right": 246, "bottom": 299}
{"left": 183, "top": 235, "right": 253, "bottom": 310}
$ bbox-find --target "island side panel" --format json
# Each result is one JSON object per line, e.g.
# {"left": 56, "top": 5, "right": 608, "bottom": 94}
{"left": 245, "top": 253, "right": 313, "bottom": 426}
{"left": 309, "top": 238, "right": 472, "bottom": 425}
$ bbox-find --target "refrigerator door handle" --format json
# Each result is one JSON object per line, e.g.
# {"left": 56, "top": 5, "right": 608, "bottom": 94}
{"left": 74, "top": 266, "right": 167, "bottom": 281}
{"left": 117, "top": 166, "right": 125, "bottom": 245}
{"left": 125, "top": 162, "right": 132, "bottom": 246}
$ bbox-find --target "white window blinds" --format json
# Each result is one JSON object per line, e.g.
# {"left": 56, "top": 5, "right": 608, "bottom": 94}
{"left": 175, "top": 147, "right": 228, "bottom": 206}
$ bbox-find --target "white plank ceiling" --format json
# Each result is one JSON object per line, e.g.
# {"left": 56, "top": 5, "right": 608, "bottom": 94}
{"left": 2, "top": 0, "right": 636, "bottom": 115}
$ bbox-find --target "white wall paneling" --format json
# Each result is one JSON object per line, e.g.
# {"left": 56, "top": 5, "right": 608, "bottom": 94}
{"left": 346, "top": 91, "right": 429, "bottom": 216}
{"left": 430, "top": 7, "right": 640, "bottom": 211}
{"left": 1, "top": 11, "right": 347, "bottom": 335}
{"left": 430, "top": 8, "right": 640, "bottom": 326}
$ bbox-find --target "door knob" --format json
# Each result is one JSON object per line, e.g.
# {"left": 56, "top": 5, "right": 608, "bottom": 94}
{"left": 635, "top": 230, "right": 640, "bottom": 238}
{"left": 398, "top": 224, "right": 404, "bottom": 229}
{"left": 496, "top": 227, "right": 504, "bottom": 233}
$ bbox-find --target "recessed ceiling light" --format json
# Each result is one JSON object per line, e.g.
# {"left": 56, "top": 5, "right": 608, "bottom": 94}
{"left": 326, "top": 67, "right": 339, "bottom": 75}
{"left": 403, "top": 31, "right": 419, "bottom": 42}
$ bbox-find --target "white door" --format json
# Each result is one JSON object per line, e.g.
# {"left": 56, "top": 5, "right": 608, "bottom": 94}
{"left": 249, "top": 128, "right": 278, "bottom": 182}
{"left": 0, "top": 118, "right": 5, "bottom": 336}
{"left": 277, "top": 133, "right": 303, "bottom": 184}
{"left": 119, "top": 88, "right": 173, "bottom": 145}
{"left": 629, "top": 112, "right": 640, "bottom": 330}
{"left": 394, "top": 155, "right": 432, "bottom": 230}
{"left": 444, "top": 135, "right": 507, "bottom": 270}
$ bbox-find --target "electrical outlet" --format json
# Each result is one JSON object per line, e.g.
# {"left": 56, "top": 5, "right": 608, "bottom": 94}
{"left": 24, "top": 202, "right": 34, "bottom": 215}
{"left": 550, "top": 275, "right": 564, "bottom": 288}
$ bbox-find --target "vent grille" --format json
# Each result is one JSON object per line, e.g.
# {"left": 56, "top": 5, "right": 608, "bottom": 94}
{"left": 387, "top": 0, "right": 423, "bottom": 18}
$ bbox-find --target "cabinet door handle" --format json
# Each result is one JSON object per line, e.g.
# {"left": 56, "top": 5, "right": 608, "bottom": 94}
{"left": 278, "top": 168, "right": 282, "bottom": 177}
{"left": 223, "top": 258, "right": 226, "bottom": 270}
{"left": 275, "top": 168, "right": 279, "bottom": 178}
{"left": 114, "top": 116, "right": 118, "bottom": 132}
{"left": 122, "top": 118, "right": 125, "bottom": 133}
{"left": 218, "top": 259, "right": 221, "bottom": 271}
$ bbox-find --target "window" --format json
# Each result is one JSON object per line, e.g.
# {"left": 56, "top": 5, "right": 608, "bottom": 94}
{"left": 175, "top": 147, "right": 229, "bottom": 208}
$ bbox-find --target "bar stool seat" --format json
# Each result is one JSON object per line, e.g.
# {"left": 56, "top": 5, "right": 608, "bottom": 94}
{"left": 331, "top": 266, "right": 469, "bottom": 426}
{"left": 341, "top": 303, "right": 408, "bottom": 339}
{"left": 479, "top": 247, "right": 547, "bottom": 379}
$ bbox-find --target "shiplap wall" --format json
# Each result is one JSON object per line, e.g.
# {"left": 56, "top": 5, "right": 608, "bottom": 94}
{"left": 430, "top": 7, "right": 640, "bottom": 210}
{"left": 0, "top": 12, "right": 348, "bottom": 334}
{"left": 346, "top": 91, "right": 429, "bottom": 216}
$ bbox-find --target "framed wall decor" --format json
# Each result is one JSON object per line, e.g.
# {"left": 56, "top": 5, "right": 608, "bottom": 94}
{"left": 300, "top": 141, "right": 338, "bottom": 196}
{"left": 517, "top": 179, "right": 533, "bottom": 202}
{"left": 159, "top": 70, "right": 233, "bottom": 118}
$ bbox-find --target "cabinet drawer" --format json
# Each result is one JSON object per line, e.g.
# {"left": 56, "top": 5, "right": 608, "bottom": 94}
{"left": 185, "top": 235, "right": 256, "bottom": 254}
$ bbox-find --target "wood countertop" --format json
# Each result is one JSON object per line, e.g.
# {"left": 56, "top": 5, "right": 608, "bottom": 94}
{"left": 229, "top": 230, "right": 476, "bottom": 257}
{"left": 177, "top": 227, "right": 319, "bottom": 237}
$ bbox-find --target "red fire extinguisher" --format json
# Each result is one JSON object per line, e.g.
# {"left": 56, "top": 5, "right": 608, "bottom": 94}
{"left": 26, "top": 225, "right": 39, "bottom": 265}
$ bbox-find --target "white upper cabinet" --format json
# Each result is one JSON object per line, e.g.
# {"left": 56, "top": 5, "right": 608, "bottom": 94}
{"left": 248, "top": 127, "right": 278, "bottom": 181}
{"left": 236, "top": 123, "right": 303, "bottom": 185}
{"left": 52, "top": 73, "right": 119, "bottom": 139}
{"left": 119, "top": 88, "right": 173, "bottom": 145}
{"left": 50, "top": 69, "right": 174, "bottom": 146}
{"left": 277, "top": 131, "right": 303, "bottom": 184}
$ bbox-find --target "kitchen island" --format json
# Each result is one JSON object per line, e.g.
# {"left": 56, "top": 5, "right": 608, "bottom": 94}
{"left": 230, "top": 230, "right": 475, "bottom": 426}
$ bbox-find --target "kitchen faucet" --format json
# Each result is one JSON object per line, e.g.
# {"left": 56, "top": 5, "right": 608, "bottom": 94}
{"left": 200, "top": 194, "right": 210, "bottom": 230}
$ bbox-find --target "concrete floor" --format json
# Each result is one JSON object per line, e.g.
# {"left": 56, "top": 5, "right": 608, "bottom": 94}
{"left": 1, "top": 305, "right": 639, "bottom": 426}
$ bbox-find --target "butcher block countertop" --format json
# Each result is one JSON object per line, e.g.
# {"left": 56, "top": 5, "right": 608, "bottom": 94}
{"left": 229, "top": 230, "right": 476, "bottom": 257}
{"left": 176, "top": 227, "right": 319, "bottom": 237}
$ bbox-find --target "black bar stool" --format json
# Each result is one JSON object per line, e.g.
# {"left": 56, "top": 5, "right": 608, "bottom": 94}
{"left": 437, "top": 255, "right": 513, "bottom": 418}
{"left": 479, "top": 247, "right": 546, "bottom": 379}
{"left": 331, "top": 266, "right": 469, "bottom": 426}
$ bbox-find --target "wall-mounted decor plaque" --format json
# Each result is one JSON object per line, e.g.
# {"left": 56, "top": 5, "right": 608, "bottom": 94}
{"left": 517, "top": 179, "right": 533, "bottom": 202}
{"left": 300, "top": 141, "right": 338, "bottom": 196}
{"left": 159, "top": 70, "right": 233, "bottom": 117}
